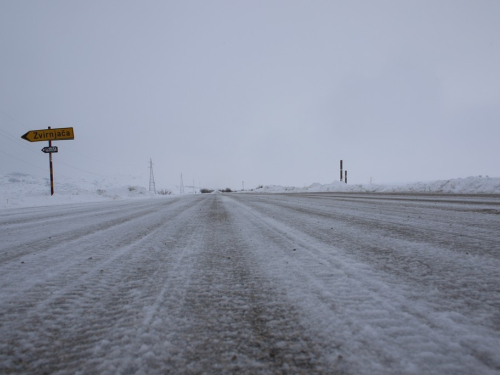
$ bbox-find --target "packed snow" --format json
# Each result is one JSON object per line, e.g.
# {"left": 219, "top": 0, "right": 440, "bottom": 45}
{"left": 1, "top": 172, "right": 500, "bottom": 373}
{"left": 1, "top": 192, "right": 499, "bottom": 374}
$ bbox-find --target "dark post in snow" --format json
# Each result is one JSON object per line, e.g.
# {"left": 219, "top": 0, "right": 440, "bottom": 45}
{"left": 345, "top": 170, "right": 347, "bottom": 184}
{"left": 48, "top": 127, "right": 54, "bottom": 196}
{"left": 340, "top": 160, "right": 343, "bottom": 181}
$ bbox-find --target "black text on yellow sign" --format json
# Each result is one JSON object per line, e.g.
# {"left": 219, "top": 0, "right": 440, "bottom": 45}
{"left": 21, "top": 127, "right": 75, "bottom": 142}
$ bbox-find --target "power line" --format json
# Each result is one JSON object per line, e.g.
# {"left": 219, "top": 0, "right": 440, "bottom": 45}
{"left": 0, "top": 113, "right": 149, "bottom": 182}
{"left": 0, "top": 129, "right": 41, "bottom": 156}
{"left": 60, "top": 144, "right": 145, "bottom": 168}
{"left": 0, "top": 149, "right": 52, "bottom": 173}
{"left": 0, "top": 129, "right": 44, "bottom": 163}
{"left": 0, "top": 147, "right": 100, "bottom": 181}
{"left": 56, "top": 159, "right": 109, "bottom": 177}
{"left": 0, "top": 130, "right": 112, "bottom": 177}
{"left": 0, "top": 109, "right": 28, "bottom": 129}
{"left": 0, "top": 109, "right": 144, "bottom": 169}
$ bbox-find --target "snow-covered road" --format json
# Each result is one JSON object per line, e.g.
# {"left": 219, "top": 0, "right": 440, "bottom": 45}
{"left": 1, "top": 193, "right": 499, "bottom": 374}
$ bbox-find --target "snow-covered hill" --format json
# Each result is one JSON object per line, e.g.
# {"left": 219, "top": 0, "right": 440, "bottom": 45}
{"left": 252, "top": 176, "right": 500, "bottom": 195}
{"left": 0, "top": 172, "right": 170, "bottom": 209}
{"left": 2, "top": 173, "right": 499, "bottom": 209}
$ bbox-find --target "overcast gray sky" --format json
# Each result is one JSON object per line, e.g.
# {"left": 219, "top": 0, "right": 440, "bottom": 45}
{"left": 1, "top": 0, "right": 499, "bottom": 189}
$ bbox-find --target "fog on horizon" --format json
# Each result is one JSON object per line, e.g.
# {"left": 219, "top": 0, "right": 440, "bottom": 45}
{"left": 1, "top": 1, "right": 499, "bottom": 190}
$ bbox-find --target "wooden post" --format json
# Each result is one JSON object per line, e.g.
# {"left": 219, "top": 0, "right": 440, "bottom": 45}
{"left": 345, "top": 170, "right": 347, "bottom": 184}
{"left": 340, "top": 160, "right": 343, "bottom": 181}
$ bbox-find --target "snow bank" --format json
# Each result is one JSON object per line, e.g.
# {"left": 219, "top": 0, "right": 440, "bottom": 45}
{"left": 0, "top": 172, "right": 172, "bottom": 209}
{"left": 2, "top": 173, "right": 498, "bottom": 209}
{"left": 251, "top": 176, "right": 500, "bottom": 195}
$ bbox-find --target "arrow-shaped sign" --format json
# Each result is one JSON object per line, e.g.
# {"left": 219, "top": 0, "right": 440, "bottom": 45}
{"left": 42, "top": 146, "right": 58, "bottom": 153}
{"left": 21, "top": 127, "right": 74, "bottom": 142}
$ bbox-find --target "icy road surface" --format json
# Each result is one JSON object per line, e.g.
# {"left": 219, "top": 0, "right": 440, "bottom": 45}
{"left": 1, "top": 193, "right": 499, "bottom": 374}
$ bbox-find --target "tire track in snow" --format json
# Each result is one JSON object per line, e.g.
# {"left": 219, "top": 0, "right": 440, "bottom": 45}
{"left": 0, "top": 199, "right": 169, "bottom": 227}
{"left": 0, "top": 198, "right": 182, "bottom": 263}
{"left": 2, "top": 193, "right": 499, "bottom": 374}
{"left": 245, "top": 194, "right": 500, "bottom": 252}
{"left": 0, "top": 196, "right": 203, "bottom": 306}
{"left": 157, "top": 195, "right": 339, "bottom": 374}
{"left": 226, "top": 194, "right": 500, "bottom": 374}
{"left": 0, "top": 196, "right": 209, "bottom": 374}
{"left": 233, "top": 194, "right": 500, "bottom": 322}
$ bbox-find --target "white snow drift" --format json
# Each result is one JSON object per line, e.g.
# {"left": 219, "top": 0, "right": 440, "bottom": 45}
{"left": 1, "top": 173, "right": 499, "bottom": 209}
{"left": 253, "top": 176, "right": 500, "bottom": 195}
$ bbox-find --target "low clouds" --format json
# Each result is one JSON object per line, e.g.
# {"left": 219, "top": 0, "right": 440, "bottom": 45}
{"left": 1, "top": 1, "right": 499, "bottom": 188}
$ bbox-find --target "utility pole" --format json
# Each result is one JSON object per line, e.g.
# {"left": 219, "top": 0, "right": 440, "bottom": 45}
{"left": 340, "top": 160, "right": 343, "bottom": 182}
{"left": 180, "top": 173, "right": 185, "bottom": 194}
{"left": 149, "top": 158, "right": 156, "bottom": 194}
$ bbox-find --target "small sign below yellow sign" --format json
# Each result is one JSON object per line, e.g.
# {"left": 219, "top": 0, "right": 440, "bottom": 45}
{"left": 21, "top": 127, "right": 74, "bottom": 142}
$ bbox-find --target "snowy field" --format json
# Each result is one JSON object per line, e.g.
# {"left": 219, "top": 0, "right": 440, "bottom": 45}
{"left": 0, "top": 172, "right": 168, "bottom": 209}
{"left": 1, "top": 173, "right": 500, "bottom": 374}
{"left": 1, "top": 173, "right": 499, "bottom": 210}
{"left": 254, "top": 175, "right": 500, "bottom": 195}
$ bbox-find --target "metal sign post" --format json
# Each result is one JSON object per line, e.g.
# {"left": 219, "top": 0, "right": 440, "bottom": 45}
{"left": 21, "top": 126, "right": 74, "bottom": 196}
{"left": 48, "top": 128, "right": 54, "bottom": 195}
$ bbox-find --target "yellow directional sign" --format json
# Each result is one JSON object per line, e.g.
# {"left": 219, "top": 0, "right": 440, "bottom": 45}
{"left": 21, "top": 127, "right": 74, "bottom": 142}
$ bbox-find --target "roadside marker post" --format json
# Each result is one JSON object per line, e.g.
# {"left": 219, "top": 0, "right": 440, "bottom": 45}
{"left": 21, "top": 126, "right": 75, "bottom": 196}
{"left": 48, "top": 131, "right": 54, "bottom": 195}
